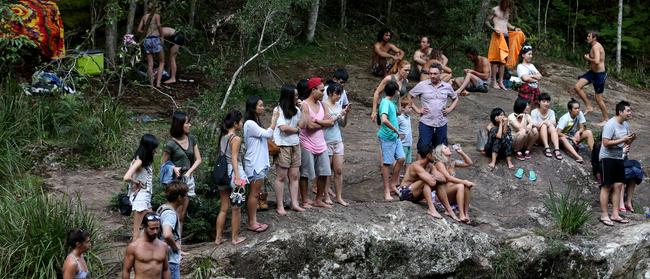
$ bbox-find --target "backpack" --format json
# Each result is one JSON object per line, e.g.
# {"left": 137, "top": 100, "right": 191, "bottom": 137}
{"left": 212, "top": 135, "right": 234, "bottom": 187}
{"left": 156, "top": 204, "right": 179, "bottom": 240}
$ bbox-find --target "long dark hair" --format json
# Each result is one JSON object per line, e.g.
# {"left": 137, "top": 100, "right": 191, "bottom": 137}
{"left": 133, "top": 134, "right": 159, "bottom": 168}
{"left": 170, "top": 111, "right": 189, "bottom": 138}
{"left": 245, "top": 95, "right": 262, "bottom": 126}
{"left": 219, "top": 109, "right": 243, "bottom": 141}
{"left": 296, "top": 79, "right": 309, "bottom": 101}
{"left": 490, "top": 107, "right": 505, "bottom": 126}
{"left": 376, "top": 28, "right": 392, "bottom": 42}
{"left": 279, "top": 85, "right": 298, "bottom": 119}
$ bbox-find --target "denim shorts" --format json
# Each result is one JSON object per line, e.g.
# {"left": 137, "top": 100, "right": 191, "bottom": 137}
{"left": 378, "top": 137, "right": 405, "bottom": 165}
{"left": 169, "top": 262, "right": 180, "bottom": 279}
{"left": 248, "top": 166, "right": 269, "bottom": 182}
{"left": 143, "top": 36, "right": 162, "bottom": 54}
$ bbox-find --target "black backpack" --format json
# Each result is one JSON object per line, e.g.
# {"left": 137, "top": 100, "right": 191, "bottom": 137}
{"left": 212, "top": 135, "right": 234, "bottom": 187}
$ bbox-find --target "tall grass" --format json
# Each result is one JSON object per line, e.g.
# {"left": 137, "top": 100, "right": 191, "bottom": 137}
{"left": 0, "top": 176, "right": 105, "bottom": 278}
{"left": 544, "top": 185, "right": 590, "bottom": 235}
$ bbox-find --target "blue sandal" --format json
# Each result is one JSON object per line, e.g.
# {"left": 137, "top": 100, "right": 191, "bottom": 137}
{"left": 528, "top": 170, "right": 537, "bottom": 181}
{"left": 514, "top": 168, "right": 524, "bottom": 179}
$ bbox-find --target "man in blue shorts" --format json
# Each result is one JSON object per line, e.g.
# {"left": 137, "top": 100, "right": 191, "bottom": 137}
{"left": 573, "top": 31, "right": 608, "bottom": 126}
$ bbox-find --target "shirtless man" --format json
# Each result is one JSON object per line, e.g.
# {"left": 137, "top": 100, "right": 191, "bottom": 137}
{"left": 573, "top": 31, "right": 608, "bottom": 126}
{"left": 420, "top": 49, "right": 453, "bottom": 82}
{"left": 372, "top": 28, "right": 405, "bottom": 77}
{"left": 453, "top": 47, "right": 490, "bottom": 95}
{"left": 486, "top": 0, "right": 521, "bottom": 90}
{"left": 396, "top": 144, "right": 460, "bottom": 221}
{"left": 413, "top": 36, "right": 432, "bottom": 73}
{"left": 122, "top": 212, "right": 171, "bottom": 279}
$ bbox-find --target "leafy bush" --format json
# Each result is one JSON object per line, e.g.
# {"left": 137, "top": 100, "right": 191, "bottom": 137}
{"left": 544, "top": 185, "right": 590, "bottom": 235}
{"left": 0, "top": 176, "right": 105, "bottom": 278}
{"left": 493, "top": 247, "right": 520, "bottom": 279}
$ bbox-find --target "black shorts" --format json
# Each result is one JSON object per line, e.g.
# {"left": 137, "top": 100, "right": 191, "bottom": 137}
{"left": 601, "top": 158, "right": 625, "bottom": 187}
{"left": 579, "top": 71, "right": 607, "bottom": 94}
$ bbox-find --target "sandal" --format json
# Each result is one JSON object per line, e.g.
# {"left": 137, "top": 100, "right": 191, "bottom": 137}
{"left": 611, "top": 218, "right": 629, "bottom": 224}
{"left": 544, "top": 147, "right": 553, "bottom": 158}
{"left": 514, "top": 168, "right": 524, "bottom": 179}
{"left": 524, "top": 150, "right": 531, "bottom": 159}
{"left": 598, "top": 218, "right": 614, "bottom": 226}
{"left": 553, "top": 149, "right": 563, "bottom": 160}
{"left": 247, "top": 223, "right": 269, "bottom": 233}
{"left": 516, "top": 151, "right": 525, "bottom": 161}
{"left": 528, "top": 170, "right": 537, "bottom": 181}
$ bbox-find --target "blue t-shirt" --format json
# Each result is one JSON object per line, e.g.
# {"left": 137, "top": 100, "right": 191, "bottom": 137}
{"left": 377, "top": 97, "right": 398, "bottom": 141}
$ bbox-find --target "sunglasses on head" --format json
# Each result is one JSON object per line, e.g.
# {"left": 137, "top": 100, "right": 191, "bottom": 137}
{"left": 145, "top": 213, "right": 161, "bottom": 221}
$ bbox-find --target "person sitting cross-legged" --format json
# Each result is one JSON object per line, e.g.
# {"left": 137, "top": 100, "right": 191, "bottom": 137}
{"left": 556, "top": 98, "right": 595, "bottom": 163}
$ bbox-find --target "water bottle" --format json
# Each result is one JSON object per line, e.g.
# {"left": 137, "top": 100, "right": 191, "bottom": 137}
{"left": 645, "top": 207, "right": 650, "bottom": 220}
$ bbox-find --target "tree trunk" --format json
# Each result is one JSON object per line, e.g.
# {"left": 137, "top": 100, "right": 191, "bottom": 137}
{"left": 105, "top": 0, "right": 118, "bottom": 68}
{"left": 537, "top": 0, "right": 541, "bottom": 41}
{"left": 544, "top": 0, "right": 550, "bottom": 39}
{"left": 386, "top": 0, "right": 392, "bottom": 26}
{"left": 126, "top": 0, "right": 137, "bottom": 35}
{"left": 189, "top": 0, "right": 197, "bottom": 28}
{"left": 616, "top": 0, "right": 622, "bottom": 73}
{"left": 143, "top": 0, "right": 148, "bottom": 15}
{"left": 340, "top": 0, "right": 347, "bottom": 29}
{"left": 306, "top": 0, "right": 319, "bottom": 43}
{"left": 475, "top": 0, "right": 491, "bottom": 34}
{"left": 572, "top": 0, "right": 578, "bottom": 53}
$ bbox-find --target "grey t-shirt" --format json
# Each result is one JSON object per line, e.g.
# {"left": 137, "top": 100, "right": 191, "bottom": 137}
{"left": 599, "top": 117, "right": 629, "bottom": 160}
{"left": 165, "top": 135, "right": 197, "bottom": 169}
{"left": 157, "top": 204, "right": 181, "bottom": 264}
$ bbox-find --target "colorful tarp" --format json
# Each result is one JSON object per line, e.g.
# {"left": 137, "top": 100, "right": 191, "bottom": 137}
{"left": 3, "top": 0, "right": 65, "bottom": 59}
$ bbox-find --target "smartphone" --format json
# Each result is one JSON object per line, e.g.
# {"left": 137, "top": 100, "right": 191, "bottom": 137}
{"left": 452, "top": 144, "right": 461, "bottom": 151}
{"left": 342, "top": 104, "right": 349, "bottom": 109}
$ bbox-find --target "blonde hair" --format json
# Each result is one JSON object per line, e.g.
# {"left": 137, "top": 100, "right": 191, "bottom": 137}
{"left": 433, "top": 144, "right": 449, "bottom": 164}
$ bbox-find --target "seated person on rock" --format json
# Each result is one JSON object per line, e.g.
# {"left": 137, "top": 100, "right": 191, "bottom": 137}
{"left": 556, "top": 98, "right": 595, "bottom": 163}
{"left": 397, "top": 144, "right": 459, "bottom": 220}
{"left": 531, "top": 93, "right": 562, "bottom": 160}
{"left": 508, "top": 98, "right": 538, "bottom": 161}
{"left": 412, "top": 36, "right": 433, "bottom": 76}
{"left": 372, "top": 28, "right": 405, "bottom": 77}
{"left": 453, "top": 47, "right": 490, "bottom": 95}
{"left": 420, "top": 49, "right": 452, "bottom": 82}
{"left": 432, "top": 144, "right": 474, "bottom": 223}
{"left": 484, "top": 107, "right": 515, "bottom": 169}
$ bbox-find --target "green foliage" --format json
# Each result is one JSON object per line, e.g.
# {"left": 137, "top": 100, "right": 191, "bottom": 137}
{"left": 188, "top": 257, "right": 224, "bottom": 279}
{"left": 493, "top": 246, "right": 520, "bottom": 279}
{"left": 544, "top": 184, "right": 590, "bottom": 235}
{"left": 0, "top": 176, "right": 105, "bottom": 279}
{"left": 0, "top": 2, "right": 38, "bottom": 76}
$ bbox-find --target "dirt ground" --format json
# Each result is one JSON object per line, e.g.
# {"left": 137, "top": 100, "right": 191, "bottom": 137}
{"left": 46, "top": 59, "right": 650, "bottom": 276}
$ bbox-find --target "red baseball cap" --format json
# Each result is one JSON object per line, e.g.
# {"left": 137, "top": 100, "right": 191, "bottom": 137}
{"left": 307, "top": 77, "right": 322, "bottom": 91}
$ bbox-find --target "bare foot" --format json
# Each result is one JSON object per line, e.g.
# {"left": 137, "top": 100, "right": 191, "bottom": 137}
{"left": 498, "top": 82, "right": 507, "bottom": 90}
{"left": 214, "top": 238, "right": 226, "bottom": 245}
{"left": 336, "top": 198, "right": 349, "bottom": 207}
{"left": 584, "top": 106, "right": 594, "bottom": 116}
{"left": 276, "top": 208, "right": 287, "bottom": 216}
{"left": 384, "top": 192, "right": 394, "bottom": 201}
{"left": 488, "top": 162, "right": 496, "bottom": 169}
{"left": 507, "top": 162, "right": 515, "bottom": 169}
{"left": 492, "top": 84, "right": 501, "bottom": 89}
{"left": 312, "top": 200, "right": 333, "bottom": 208}
{"left": 302, "top": 202, "right": 313, "bottom": 209}
{"left": 324, "top": 198, "right": 334, "bottom": 205}
{"left": 232, "top": 236, "right": 246, "bottom": 245}
{"left": 291, "top": 205, "right": 305, "bottom": 212}
{"left": 445, "top": 211, "right": 461, "bottom": 222}
{"left": 327, "top": 189, "right": 336, "bottom": 197}
{"left": 163, "top": 79, "right": 176, "bottom": 84}
{"left": 427, "top": 210, "right": 443, "bottom": 219}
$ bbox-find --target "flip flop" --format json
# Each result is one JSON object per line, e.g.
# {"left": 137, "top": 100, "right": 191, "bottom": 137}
{"left": 524, "top": 150, "right": 531, "bottom": 159}
{"left": 528, "top": 170, "right": 537, "bottom": 181}
{"left": 514, "top": 168, "right": 524, "bottom": 179}
{"left": 544, "top": 147, "right": 553, "bottom": 158}
{"left": 611, "top": 218, "right": 629, "bottom": 224}
{"left": 599, "top": 218, "right": 614, "bottom": 226}
{"left": 553, "top": 149, "right": 563, "bottom": 160}
{"left": 516, "top": 152, "right": 525, "bottom": 161}
{"left": 625, "top": 205, "right": 635, "bottom": 213}
{"left": 575, "top": 158, "right": 584, "bottom": 164}
{"left": 247, "top": 223, "right": 269, "bottom": 233}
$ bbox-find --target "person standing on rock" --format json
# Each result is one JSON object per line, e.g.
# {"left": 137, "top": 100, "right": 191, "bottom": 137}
{"left": 157, "top": 181, "right": 188, "bottom": 279}
{"left": 323, "top": 68, "right": 350, "bottom": 108}
{"left": 123, "top": 134, "right": 159, "bottom": 241}
{"left": 397, "top": 144, "right": 454, "bottom": 219}
{"left": 486, "top": 0, "right": 525, "bottom": 90}
{"left": 244, "top": 95, "right": 279, "bottom": 231}
{"left": 298, "top": 77, "right": 335, "bottom": 208}
{"left": 323, "top": 83, "right": 351, "bottom": 206}
{"left": 573, "top": 31, "right": 608, "bottom": 126}
{"left": 598, "top": 101, "right": 636, "bottom": 226}
{"left": 122, "top": 212, "right": 171, "bottom": 279}
{"left": 160, "top": 111, "right": 202, "bottom": 236}
{"left": 378, "top": 81, "right": 406, "bottom": 201}
{"left": 410, "top": 64, "right": 459, "bottom": 153}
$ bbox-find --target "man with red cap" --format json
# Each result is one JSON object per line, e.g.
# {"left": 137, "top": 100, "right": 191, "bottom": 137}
{"left": 298, "top": 77, "right": 335, "bottom": 208}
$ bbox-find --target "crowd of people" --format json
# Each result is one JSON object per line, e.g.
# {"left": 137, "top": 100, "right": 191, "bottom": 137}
{"left": 64, "top": 1, "right": 643, "bottom": 278}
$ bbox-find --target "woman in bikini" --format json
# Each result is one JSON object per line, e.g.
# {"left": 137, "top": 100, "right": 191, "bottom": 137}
{"left": 432, "top": 144, "right": 474, "bottom": 223}
{"left": 62, "top": 229, "right": 91, "bottom": 279}
{"left": 137, "top": 0, "right": 164, "bottom": 87}
{"left": 371, "top": 59, "right": 410, "bottom": 124}
{"left": 123, "top": 134, "right": 159, "bottom": 241}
